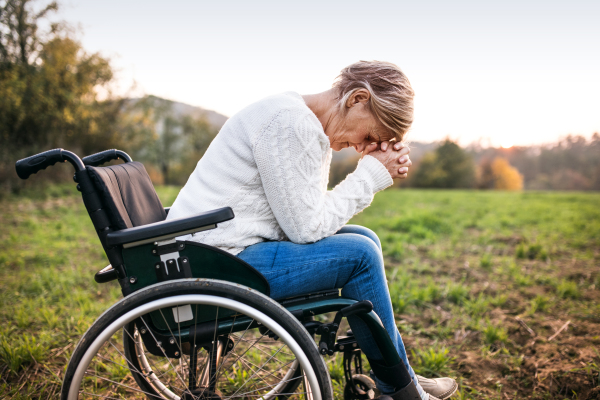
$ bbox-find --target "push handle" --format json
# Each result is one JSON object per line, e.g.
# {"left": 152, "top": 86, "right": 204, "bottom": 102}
{"left": 15, "top": 148, "right": 85, "bottom": 180}
{"left": 16, "top": 149, "right": 65, "bottom": 179}
{"left": 82, "top": 149, "right": 132, "bottom": 167}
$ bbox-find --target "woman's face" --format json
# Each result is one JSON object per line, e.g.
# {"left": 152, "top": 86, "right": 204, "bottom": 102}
{"left": 325, "top": 90, "right": 393, "bottom": 152}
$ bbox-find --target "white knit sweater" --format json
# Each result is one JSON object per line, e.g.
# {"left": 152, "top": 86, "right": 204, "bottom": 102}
{"left": 167, "top": 92, "right": 393, "bottom": 255}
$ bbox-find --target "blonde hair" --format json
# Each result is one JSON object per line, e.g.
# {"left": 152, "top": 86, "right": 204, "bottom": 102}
{"left": 333, "top": 60, "right": 414, "bottom": 142}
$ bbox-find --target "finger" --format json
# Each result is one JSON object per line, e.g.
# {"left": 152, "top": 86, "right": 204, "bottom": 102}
{"left": 399, "top": 167, "right": 408, "bottom": 174}
{"left": 393, "top": 142, "right": 405, "bottom": 151}
{"left": 362, "top": 142, "right": 378, "bottom": 157}
{"left": 397, "top": 146, "right": 410, "bottom": 157}
{"left": 398, "top": 155, "right": 410, "bottom": 164}
{"left": 381, "top": 141, "right": 390, "bottom": 151}
{"left": 397, "top": 172, "right": 408, "bottom": 179}
{"left": 398, "top": 160, "right": 412, "bottom": 168}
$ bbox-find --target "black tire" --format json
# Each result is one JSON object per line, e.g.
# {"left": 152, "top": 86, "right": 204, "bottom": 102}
{"left": 61, "top": 279, "right": 333, "bottom": 400}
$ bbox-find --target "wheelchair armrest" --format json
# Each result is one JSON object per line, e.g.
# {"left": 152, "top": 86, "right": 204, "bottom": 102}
{"left": 105, "top": 207, "right": 234, "bottom": 248}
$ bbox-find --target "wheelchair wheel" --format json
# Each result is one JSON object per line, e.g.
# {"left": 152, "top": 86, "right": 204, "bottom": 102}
{"left": 123, "top": 325, "right": 303, "bottom": 400}
{"left": 61, "top": 279, "right": 332, "bottom": 400}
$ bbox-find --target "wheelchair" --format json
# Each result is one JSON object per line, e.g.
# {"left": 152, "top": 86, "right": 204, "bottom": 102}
{"left": 15, "top": 148, "right": 421, "bottom": 400}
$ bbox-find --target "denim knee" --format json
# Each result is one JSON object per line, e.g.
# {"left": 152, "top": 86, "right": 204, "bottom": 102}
{"left": 342, "top": 234, "right": 385, "bottom": 280}
{"left": 337, "top": 225, "right": 382, "bottom": 252}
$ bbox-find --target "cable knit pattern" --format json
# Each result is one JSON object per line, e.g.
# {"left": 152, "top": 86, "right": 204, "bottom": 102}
{"left": 167, "top": 92, "right": 393, "bottom": 255}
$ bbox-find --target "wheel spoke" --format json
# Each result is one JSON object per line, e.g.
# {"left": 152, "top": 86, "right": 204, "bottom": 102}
{"left": 139, "top": 315, "right": 191, "bottom": 393}
{"left": 225, "top": 374, "right": 305, "bottom": 399}
{"left": 82, "top": 371, "right": 163, "bottom": 398}
{"left": 228, "top": 344, "right": 286, "bottom": 398}
{"left": 122, "top": 322, "right": 189, "bottom": 395}
{"left": 210, "top": 317, "right": 255, "bottom": 385}
{"left": 67, "top": 289, "right": 324, "bottom": 400}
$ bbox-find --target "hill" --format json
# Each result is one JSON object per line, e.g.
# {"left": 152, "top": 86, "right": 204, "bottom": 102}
{"left": 127, "top": 95, "right": 229, "bottom": 130}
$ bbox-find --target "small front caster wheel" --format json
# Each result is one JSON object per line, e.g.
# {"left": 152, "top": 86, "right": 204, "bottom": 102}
{"left": 344, "top": 373, "right": 376, "bottom": 400}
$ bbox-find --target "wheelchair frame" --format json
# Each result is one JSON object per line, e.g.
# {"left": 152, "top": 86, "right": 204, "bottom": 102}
{"left": 15, "top": 148, "right": 419, "bottom": 400}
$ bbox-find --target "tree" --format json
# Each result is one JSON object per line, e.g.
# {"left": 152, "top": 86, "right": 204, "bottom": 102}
{"left": 0, "top": 0, "right": 58, "bottom": 65}
{"left": 412, "top": 139, "right": 475, "bottom": 188}
{"left": 0, "top": 0, "right": 122, "bottom": 192}
{"left": 477, "top": 157, "right": 523, "bottom": 190}
{"left": 119, "top": 96, "right": 218, "bottom": 185}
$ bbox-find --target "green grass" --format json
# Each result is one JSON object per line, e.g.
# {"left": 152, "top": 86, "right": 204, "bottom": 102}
{"left": 482, "top": 322, "right": 509, "bottom": 346}
{"left": 528, "top": 294, "right": 551, "bottom": 315}
{"left": 446, "top": 282, "right": 470, "bottom": 305}
{"left": 0, "top": 184, "right": 180, "bottom": 395}
{"left": 556, "top": 279, "right": 580, "bottom": 299}
{"left": 411, "top": 345, "right": 455, "bottom": 377}
{"left": 350, "top": 189, "right": 600, "bottom": 399}
{"left": 1, "top": 187, "right": 600, "bottom": 399}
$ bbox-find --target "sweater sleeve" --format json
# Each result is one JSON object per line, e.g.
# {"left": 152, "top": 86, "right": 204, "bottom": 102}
{"left": 252, "top": 109, "right": 393, "bottom": 244}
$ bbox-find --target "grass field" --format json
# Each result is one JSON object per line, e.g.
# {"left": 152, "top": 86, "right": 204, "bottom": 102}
{"left": 1, "top": 186, "right": 599, "bottom": 399}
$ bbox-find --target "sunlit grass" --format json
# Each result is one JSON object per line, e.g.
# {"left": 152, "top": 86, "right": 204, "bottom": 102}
{"left": 411, "top": 346, "right": 455, "bottom": 377}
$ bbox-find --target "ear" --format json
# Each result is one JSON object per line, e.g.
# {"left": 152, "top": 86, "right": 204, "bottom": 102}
{"left": 345, "top": 88, "right": 371, "bottom": 109}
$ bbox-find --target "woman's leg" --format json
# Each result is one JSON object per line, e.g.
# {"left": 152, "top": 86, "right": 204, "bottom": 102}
{"left": 336, "top": 226, "right": 417, "bottom": 394}
{"left": 336, "top": 224, "right": 382, "bottom": 251}
{"left": 237, "top": 230, "right": 425, "bottom": 398}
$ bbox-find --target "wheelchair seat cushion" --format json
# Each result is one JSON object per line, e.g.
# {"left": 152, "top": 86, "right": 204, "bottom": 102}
{"left": 87, "top": 162, "right": 166, "bottom": 230}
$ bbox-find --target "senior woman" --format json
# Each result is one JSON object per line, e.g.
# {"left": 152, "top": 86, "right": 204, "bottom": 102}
{"left": 167, "top": 61, "right": 457, "bottom": 400}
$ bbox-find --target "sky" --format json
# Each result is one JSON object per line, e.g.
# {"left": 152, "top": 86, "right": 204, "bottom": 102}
{"left": 59, "top": 0, "right": 600, "bottom": 147}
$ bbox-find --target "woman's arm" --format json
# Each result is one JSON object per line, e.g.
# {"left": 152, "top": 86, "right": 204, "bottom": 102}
{"left": 253, "top": 110, "right": 393, "bottom": 244}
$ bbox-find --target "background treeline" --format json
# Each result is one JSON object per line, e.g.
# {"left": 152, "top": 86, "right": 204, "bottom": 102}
{"left": 330, "top": 135, "right": 600, "bottom": 191}
{"left": 1, "top": 0, "right": 599, "bottom": 195}
{"left": 0, "top": 0, "right": 221, "bottom": 194}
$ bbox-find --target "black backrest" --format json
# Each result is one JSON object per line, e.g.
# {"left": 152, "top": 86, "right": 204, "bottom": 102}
{"left": 87, "top": 162, "right": 166, "bottom": 230}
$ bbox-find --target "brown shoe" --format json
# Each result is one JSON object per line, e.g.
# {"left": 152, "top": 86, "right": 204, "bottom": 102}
{"left": 416, "top": 375, "right": 457, "bottom": 399}
{"left": 375, "top": 379, "right": 421, "bottom": 400}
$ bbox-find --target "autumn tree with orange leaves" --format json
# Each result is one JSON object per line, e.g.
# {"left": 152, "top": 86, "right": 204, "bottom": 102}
{"left": 477, "top": 157, "right": 523, "bottom": 190}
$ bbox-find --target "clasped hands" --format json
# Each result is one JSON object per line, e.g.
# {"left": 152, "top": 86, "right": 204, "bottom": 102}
{"left": 362, "top": 141, "right": 412, "bottom": 179}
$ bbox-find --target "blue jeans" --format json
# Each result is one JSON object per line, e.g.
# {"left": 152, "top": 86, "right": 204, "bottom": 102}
{"left": 237, "top": 225, "right": 425, "bottom": 398}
